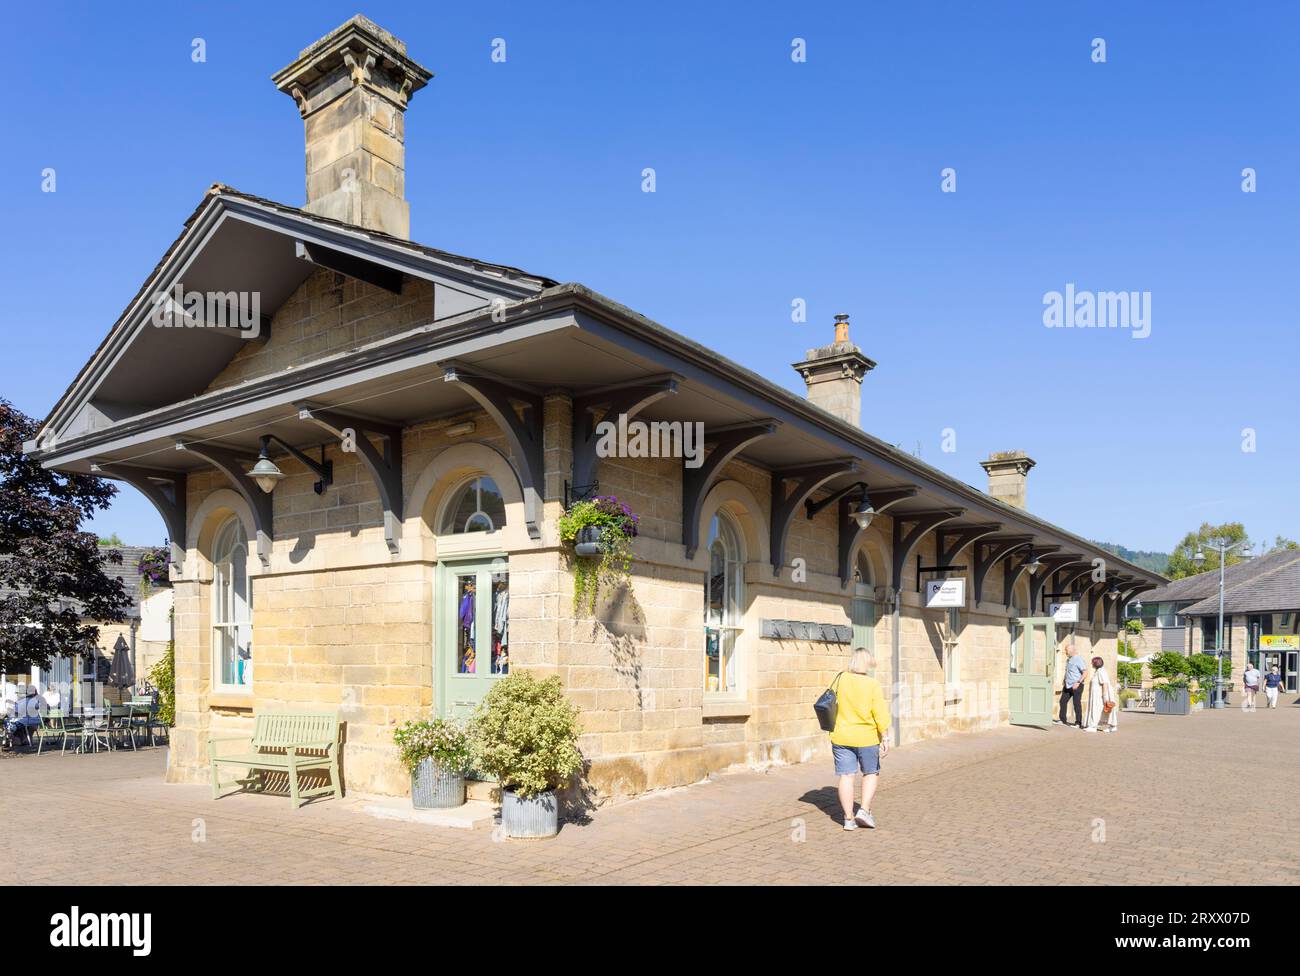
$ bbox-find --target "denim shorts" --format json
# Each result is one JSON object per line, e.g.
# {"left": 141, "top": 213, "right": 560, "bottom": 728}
{"left": 832, "top": 743, "right": 881, "bottom": 776}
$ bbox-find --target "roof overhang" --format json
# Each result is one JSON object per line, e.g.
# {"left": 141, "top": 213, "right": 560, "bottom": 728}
{"left": 30, "top": 279, "right": 1166, "bottom": 587}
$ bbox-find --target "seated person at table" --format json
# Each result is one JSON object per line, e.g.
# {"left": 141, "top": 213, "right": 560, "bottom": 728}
{"left": 4, "top": 686, "right": 45, "bottom": 744}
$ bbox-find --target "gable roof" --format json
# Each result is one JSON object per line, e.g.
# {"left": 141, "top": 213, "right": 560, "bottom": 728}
{"left": 1139, "top": 548, "right": 1300, "bottom": 607}
{"left": 0, "top": 545, "right": 166, "bottom": 621}
{"left": 1180, "top": 553, "right": 1300, "bottom": 616}
{"left": 38, "top": 185, "right": 557, "bottom": 447}
{"left": 29, "top": 190, "right": 1165, "bottom": 590}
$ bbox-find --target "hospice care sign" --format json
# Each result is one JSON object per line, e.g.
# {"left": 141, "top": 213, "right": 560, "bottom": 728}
{"left": 925, "top": 578, "right": 966, "bottom": 608}
{"left": 1050, "top": 601, "right": 1080, "bottom": 623}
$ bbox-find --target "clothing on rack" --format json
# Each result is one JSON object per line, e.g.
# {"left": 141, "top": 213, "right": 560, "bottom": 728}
{"left": 493, "top": 586, "right": 509, "bottom": 643}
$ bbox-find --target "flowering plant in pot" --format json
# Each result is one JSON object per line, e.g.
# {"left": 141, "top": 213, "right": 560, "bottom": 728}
{"left": 557, "top": 495, "right": 639, "bottom": 614}
{"left": 136, "top": 545, "right": 171, "bottom": 593}
{"left": 469, "top": 671, "right": 583, "bottom": 838}
{"left": 393, "top": 717, "right": 472, "bottom": 809}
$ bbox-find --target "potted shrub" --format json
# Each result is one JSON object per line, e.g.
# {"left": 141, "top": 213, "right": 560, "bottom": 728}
{"left": 393, "top": 717, "right": 471, "bottom": 809}
{"left": 1119, "top": 688, "right": 1139, "bottom": 711}
{"left": 557, "top": 495, "right": 639, "bottom": 614}
{"left": 469, "top": 671, "right": 583, "bottom": 838}
{"left": 1154, "top": 678, "right": 1192, "bottom": 716}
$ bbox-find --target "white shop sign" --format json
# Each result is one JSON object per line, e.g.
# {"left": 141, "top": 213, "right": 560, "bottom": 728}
{"left": 1050, "top": 601, "right": 1080, "bottom": 623}
{"left": 925, "top": 578, "right": 966, "bottom": 609}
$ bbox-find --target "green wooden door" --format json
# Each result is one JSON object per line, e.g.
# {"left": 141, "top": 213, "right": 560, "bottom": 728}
{"left": 437, "top": 558, "right": 510, "bottom": 721}
{"left": 1009, "top": 616, "right": 1055, "bottom": 728}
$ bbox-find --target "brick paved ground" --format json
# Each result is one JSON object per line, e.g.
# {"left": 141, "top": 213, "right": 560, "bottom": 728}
{"left": 3, "top": 702, "right": 1297, "bottom": 885}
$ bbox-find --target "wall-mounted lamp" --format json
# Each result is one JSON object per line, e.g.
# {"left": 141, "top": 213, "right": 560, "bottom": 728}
{"left": 805, "top": 481, "right": 875, "bottom": 530}
{"left": 1024, "top": 547, "right": 1041, "bottom": 576}
{"left": 245, "top": 434, "right": 333, "bottom": 495}
{"left": 1106, "top": 582, "right": 1120, "bottom": 601}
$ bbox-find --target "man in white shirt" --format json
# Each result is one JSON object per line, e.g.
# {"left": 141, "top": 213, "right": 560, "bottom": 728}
{"left": 1242, "top": 663, "right": 1261, "bottom": 711}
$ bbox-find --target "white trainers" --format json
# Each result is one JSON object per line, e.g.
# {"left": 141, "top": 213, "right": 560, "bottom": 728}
{"left": 843, "top": 818, "right": 858, "bottom": 831}
{"left": 855, "top": 809, "right": 877, "bottom": 829}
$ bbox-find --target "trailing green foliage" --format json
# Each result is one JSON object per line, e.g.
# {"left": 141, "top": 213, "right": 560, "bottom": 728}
{"left": 147, "top": 641, "right": 176, "bottom": 727}
{"left": 469, "top": 671, "right": 583, "bottom": 799}
{"left": 557, "top": 495, "right": 639, "bottom": 614}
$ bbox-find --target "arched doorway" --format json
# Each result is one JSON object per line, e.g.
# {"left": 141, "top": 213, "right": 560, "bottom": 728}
{"left": 435, "top": 475, "right": 510, "bottom": 720}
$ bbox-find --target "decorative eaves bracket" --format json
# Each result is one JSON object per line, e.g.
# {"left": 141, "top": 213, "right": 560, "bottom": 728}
{"left": 571, "top": 374, "right": 681, "bottom": 489}
{"left": 443, "top": 364, "right": 544, "bottom": 539}
{"left": 972, "top": 535, "right": 1031, "bottom": 606}
{"left": 1117, "top": 583, "right": 1158, "bottom": 625}
{"left": 934, "top": 523, "right": 1003, "bottom": 569}
{"left": 770, "top": 460, "right": 860, "bottom": 577}
{"left": 1083, "top": 578, "right": 1110, "bottom": 624}
{"left": 92, "top": 464, "right": 187, "bottom": 570}
{"left": 1029, "top": 554, "right": 1084, "bottom": 612}
{"left": 1003, "top": 544, "right": 1061, "bottom": 609}
{"left": 892, "top": 509, "right": 965, "bottom": 590}
{"left": 1057, "top": 564, "right": 1099, "bottom": 595}
{"left": 175, "top": 441, "right": 274, "bottom": 568}
{"left": 296, "top": 403, "right": 404, "bottom": 554}
{"left": 682, "top": 421, "right": 780, "bottom": 559}
{"left": 836, "top": 486, "right": 919, "bottom": 588}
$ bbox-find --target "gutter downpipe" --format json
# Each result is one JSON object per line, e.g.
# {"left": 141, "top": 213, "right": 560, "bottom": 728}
{"left": 892, "top": 591, "right": 902, "bottom": 747}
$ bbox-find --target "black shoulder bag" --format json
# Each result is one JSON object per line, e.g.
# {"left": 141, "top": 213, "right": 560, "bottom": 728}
{"left": 813, "top": 672, "right": 845, "bottom": 732}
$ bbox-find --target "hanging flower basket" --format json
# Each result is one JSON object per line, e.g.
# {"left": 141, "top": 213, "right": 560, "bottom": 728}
{"left": 557, "top": 495, "right": 639, "bottom": 614}
{"left": 136, "top": 545, "right": 172, "bottom": 594}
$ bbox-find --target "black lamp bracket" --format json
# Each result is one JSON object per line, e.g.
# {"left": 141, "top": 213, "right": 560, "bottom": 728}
{"left": 805, "top": 481, "right": 869, "bottom": 520}
{"left": 260, "top": 433, "right": 334, "bottom": 495}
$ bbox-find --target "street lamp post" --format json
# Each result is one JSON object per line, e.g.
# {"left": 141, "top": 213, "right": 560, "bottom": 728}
{"left": 1192, "top": 538, "right": 1252, "bottom": 708}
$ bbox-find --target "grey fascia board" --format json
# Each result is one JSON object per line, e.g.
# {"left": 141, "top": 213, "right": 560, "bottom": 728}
{"left": 38, "top": 309, "right": 578, "bottom": 469}
{"left": 43, "top": 195, "right": 548, "bottom": 443}
{"left": 566, "top": 290, "right": 1164, "bottom": 586}
{"left": 43, "top": 200, "right": 230, "bottom": 441}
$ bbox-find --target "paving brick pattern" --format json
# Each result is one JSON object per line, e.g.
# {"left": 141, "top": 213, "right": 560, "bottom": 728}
{"left": 4, "top": 703, "right": 1297, "bottom": 885}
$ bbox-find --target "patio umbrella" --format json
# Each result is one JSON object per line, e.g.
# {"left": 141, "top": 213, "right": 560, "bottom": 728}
{"left": 107, "top": 634, "right": 135, "bottom": 692}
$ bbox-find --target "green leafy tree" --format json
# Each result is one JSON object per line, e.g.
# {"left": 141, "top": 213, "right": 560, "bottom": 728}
{"left": 0, "top": 400, "right": 129, "bottom": 674}
{"left": 1164, "top": 522, "right": 1250, "bottom": 580}
{"left": 1270, "top": 535, "right": 1299, "bottom": 552}
{"left": 98, "top": 532, "right": 125, "bottom": 547}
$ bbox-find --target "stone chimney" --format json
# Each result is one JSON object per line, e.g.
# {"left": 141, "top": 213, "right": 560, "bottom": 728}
{"left": 792, "top": 314, "right": 876, "bottom": 427}
{"left": 980, "top": 451, "right": 1036, "bottom": 509}
{"left": 273, "top": 16, "right": 433, "bottom": 239}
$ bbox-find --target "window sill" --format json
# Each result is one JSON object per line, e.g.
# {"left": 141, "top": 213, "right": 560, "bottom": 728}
{"left": 209, "top": 691, "right": 254, "bottom": 711}
{"left": 703, "top": 700, "right": 752, "bottom": 720}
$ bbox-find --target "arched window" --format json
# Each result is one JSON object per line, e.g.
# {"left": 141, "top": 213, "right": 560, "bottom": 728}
{"left": 212, "top": 516, "right": 252, "bottom": 689}
{"left": 851, "top": 551, "right": 876, "bottom": 669}
{"left": 440, "top": 476, "right": 506, "bottom": 535}
{"left": 704, "top": 512, "right": 744, "bottom": 696}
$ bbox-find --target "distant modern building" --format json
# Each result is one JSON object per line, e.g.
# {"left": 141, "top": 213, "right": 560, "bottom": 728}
{"left": 1128, "top": 547, "right": 1300, "bottom": 693}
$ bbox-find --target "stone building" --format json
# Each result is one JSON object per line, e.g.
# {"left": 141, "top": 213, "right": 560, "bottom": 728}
{"left": 1130, "top": 548, "right": 1300, "bottom": 694}
{"left": 28, "top": 16, "right": 1162, "bottom": 798}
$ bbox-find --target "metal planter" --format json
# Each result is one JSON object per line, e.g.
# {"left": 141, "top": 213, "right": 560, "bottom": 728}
{"left": 574, "top": 526, "right": 603, "bottom": 557}
{"left": 1154, "top": 686, "right": 1191, "bottom": 715}
{"left": 500, "top": 788, "right": 559, "bottom": 838}
{"left": 411, "top": 759, "right": 466, "bottom": 809}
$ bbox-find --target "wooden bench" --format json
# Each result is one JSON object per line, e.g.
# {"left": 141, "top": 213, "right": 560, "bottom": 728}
{"left": 208, "top": 711, "right": 342, "bottom": 809}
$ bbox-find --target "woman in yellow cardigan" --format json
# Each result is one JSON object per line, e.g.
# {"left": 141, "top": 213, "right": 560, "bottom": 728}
{"left": 831, "top": 648, "right": 891, "bottom": 830}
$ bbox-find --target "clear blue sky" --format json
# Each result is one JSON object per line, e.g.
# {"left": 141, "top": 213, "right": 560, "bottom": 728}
{"left": 4, "top": 1, "right": 1297, "bottom": 555}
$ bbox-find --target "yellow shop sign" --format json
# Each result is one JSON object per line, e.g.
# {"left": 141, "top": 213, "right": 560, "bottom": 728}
{"left": 1260, "top": 635, "right": 1300, "bottom": 650}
